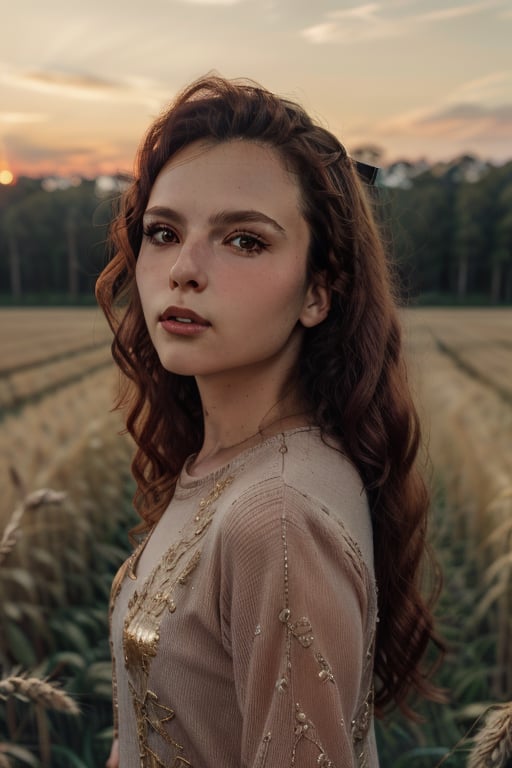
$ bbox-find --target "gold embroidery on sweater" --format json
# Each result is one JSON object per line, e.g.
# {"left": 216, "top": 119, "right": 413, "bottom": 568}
{"left": 120, "top": 475, "right": 234, "bottom": 768}
{"left": 124, "top": 548, "right": 202, "bottom": 671}
{"left": 351, "top": 625, "right": 376, "bottom": 767}
{"left": 315, "top": 652, "right": 335, "bottom": 684}
{"left": 291, "top": 703, "right": 335, "bottom": 767}
{"left": 278, "top": 507, "right": 376, "bottom": 767}
{"left": 255, "top": 732, "right": 272, "bottom": 768}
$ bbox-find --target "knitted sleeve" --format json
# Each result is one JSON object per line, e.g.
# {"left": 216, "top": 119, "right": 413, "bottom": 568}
{"left": 220, "top": 480, "right": 376, "bottom": 768}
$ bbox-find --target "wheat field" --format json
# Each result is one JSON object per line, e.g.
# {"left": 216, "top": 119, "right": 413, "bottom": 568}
{"left": 403, "top": 308, "right": 512, "bottom": 704}
{"left": 1, "top": 305, "right": 510, "bottom": 565}
{"left": 0, "top": 308, "right": 129, "bottom": 528}
{"left": 0, "top": 306, "right": 511, "bottom": 766}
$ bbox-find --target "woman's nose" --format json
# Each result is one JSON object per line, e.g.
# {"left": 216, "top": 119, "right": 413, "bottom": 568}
{"left": 169, "top": 240, "right": 208, "bottom": 291}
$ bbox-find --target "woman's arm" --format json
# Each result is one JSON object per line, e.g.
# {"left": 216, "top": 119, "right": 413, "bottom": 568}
{"left": 220, "top": 483, "right": 376, "bottom": 767}
{"left": 106, "top": 738, "right": 119, "bottom": 768}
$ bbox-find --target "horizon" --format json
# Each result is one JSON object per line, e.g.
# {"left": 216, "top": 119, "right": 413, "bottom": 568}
{"left": 2, "top": 151, "right": 510, "bottom": 188}
{"left": 1, "top": 0, "right": 512, "bottom": 179}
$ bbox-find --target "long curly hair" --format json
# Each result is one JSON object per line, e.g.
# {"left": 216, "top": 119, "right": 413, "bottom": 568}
{"left": 96, "top": 75, "right": 443, "bottom": 716}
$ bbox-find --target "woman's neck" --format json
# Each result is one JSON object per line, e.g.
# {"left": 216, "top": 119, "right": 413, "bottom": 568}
{"left": 189, "top": 366, "right": 311, "bottom": 477}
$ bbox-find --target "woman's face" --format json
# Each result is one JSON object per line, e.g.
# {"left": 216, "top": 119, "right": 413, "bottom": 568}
{"left": 136, "top": 139, "right": 329, "bottom": 383}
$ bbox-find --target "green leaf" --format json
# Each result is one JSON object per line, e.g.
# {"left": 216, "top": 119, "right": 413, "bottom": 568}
{"left": 1, "top": 567, "right": 36, "bottom": 596}
{"left": 5, "top": 622, "right": 37, "bottom": 666}
{"left": 46, "top": 651, "right": 87, "bottom": 674}
{"left": 94, "top": 725, "right": 115, "bottom": 743}
{"left": 50, "top": 745, "right": 89, "bottom": 768}
{"left": 30, "top": 547, "right": 60, "bottom": 576}
{"left": 393, "top": 746, "right": 451, "bottom": 768}
{"left": 49, "top": 619, "right": 90, "bottom": 654}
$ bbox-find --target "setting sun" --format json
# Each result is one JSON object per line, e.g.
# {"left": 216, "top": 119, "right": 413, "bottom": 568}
{"left": 0, "top": 169, "right": 14, "bottom": 185}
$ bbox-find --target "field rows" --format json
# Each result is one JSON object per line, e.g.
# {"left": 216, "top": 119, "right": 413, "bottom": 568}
{"left": 406, "top": 309, "right": 512, "bottom": 399}
{"left": 0, "top": 345, "right": 112, "bottom": 412}
{"left": 0, "top": 309, "right": 126, "bottom": 530}
{"left": 405, "top": 308, "right": 512, "bottom": 699}
{"left": 0, "top": 306, "right": 511, "bottom": 723}
{"left": 1, "top": 308, "right": 511, "bottom": 538}
{"left": 0, "top": 308, "right": 112, "bottom": 372}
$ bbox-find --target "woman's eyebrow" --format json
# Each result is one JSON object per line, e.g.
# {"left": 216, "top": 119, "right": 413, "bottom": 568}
{"left": 143, "top": 206, "right": 286, "bottom": 235}
{"left": 210, "top": 209, "right": 286, "bottom": 234}
{"left": 143, "top": 206, "right": 185, "bottom": 225}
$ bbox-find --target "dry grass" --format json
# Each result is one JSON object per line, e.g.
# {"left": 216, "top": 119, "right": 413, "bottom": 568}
{"left": 404, "top": 308, "right": 512, "bottom": 700}
{"left": 0, "top": 308, "right": 127, "bottom": 536}
{"left": 0, "top": 308, "right": 112, "bottom": 371}
{"left": 0, "top": 487, "right": 67, "bottom": 566}
{"left": 467, "top": 702, "right": 512, "bottom": 768}
{"left": 0, "top": 308, "right": 134, "bottom": 666}
{"left": 0, "top": 675, "right": 80, "bottom": 716}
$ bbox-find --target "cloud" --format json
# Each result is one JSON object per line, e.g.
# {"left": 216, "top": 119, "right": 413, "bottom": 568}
{"left": 418, "top": 0, "right": 504, "bottom": 22}
{"left": 5, "top": 134, "right": 95, "bottom": 162}
{"left": 302, "top": 3, "right": 404, "bottom": 44}
{"left": 3, "top": 132, "right": 136, "bottom": 177}
{"left": 449, "top": 71, "right": 512, "bottom": 107}
{"left": 1, "top": 67, "right": 166, "bottom": 109}
{"left": 371, "top": 76, "right": 512, "bottom": 145}
{"left": 416, "top": 102, "right": 512, "bottom": 136}
{"left": 301, "top": 0, "right": 507, "bottom": 44}
{"left": 0, "top": 112, "right": 49, "bottom": 126}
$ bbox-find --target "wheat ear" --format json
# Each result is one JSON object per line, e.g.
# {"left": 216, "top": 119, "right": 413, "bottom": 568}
{"left": 467, "top": 702, "right": 512, "bottom": 768}
{"left": 0, "top": 488, "right": 67, "bottom": 566}
{"left": 0, "top": 676, "right": 80, "bottom": 716}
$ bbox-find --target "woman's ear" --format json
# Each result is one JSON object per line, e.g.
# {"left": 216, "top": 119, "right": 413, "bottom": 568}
{"left": 299, "top": 274, "right": 331, "bottom": 328}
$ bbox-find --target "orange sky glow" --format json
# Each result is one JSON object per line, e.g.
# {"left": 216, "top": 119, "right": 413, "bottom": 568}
{"left": 2, "top": 0, "right": 512, "bottom": 179}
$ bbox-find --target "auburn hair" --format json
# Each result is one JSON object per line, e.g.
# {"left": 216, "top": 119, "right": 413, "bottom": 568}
{"left": 96, "top": 75, "right": 443, "bottom": 716}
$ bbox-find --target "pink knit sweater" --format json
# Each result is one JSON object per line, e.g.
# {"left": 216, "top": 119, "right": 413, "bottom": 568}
{"left": 110, "top": 427, "right": 379, "bottom": 767}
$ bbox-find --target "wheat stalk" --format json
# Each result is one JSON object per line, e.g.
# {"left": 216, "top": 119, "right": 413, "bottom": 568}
{"left": 0, "top": 488, "right": 67, "bottom": 566}
{"left": 0, "top": 676, "right": 80, "bottom": 716}
{"left": 467, "top": 702, "right": 512, "bottom": 768}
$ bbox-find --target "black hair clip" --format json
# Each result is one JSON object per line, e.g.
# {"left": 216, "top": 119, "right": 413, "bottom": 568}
{"left": 353, "top": 159, "right": 379, "bottom": 186}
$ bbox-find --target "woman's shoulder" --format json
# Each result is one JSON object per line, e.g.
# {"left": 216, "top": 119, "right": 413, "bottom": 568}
{"left": 217, "top": 427, "right": 374, "bottom": 577}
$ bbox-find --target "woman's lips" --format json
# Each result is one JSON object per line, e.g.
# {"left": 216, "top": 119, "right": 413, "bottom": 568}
{"left": 159, "top": 306, "right": 211, "bottom": 336}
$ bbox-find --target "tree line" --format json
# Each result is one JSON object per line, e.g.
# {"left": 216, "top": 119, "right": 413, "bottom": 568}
{"left": 0, "top": 156, "right": 511, "bottom": 304}
{"left": 382, "top": 157, "right": 512, "bottom": 304}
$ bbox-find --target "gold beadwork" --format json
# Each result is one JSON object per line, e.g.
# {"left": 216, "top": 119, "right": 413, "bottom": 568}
{"left": 315, "top": 653, "right": 335, "bottom": 684}
{"left": 120, "top": 474, "right": 234, "bottom": 767}
{"left": 317, "top": 754, "right": 334, "bottom": 767}
{"left": 256, "top": 732, "right": 272, "bottom": 768}
{"left": 351, "top": 687, "right": 373, "bottom": 742}
{"left": 290, "top": 703, "right": 335, "bottom": 767}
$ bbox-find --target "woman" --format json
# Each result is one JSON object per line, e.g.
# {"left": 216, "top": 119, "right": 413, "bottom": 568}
{"left": 96, "top": 75, "right": 442, "bottom": 768}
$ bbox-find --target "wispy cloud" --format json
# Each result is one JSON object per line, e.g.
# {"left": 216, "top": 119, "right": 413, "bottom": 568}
{"left": 369, "top": 72, "right": 512, "bottom": 144}
{"left": 302, "top": 3, "right": 403, "bottom": 44}
{"left": 4, "top": 132, "right": 135, "bottom": 177}
{"left": 0, "top": 112, "right": 48, "bottom": 126}
{"left": 449, "top": 71, "right": 512, "bottom": 106}
{"left": 1, "top": 68, "right": 167, "bottom": 109}
{"left": 302, "top": 0, "right": 507, "bottom": 44}
{"left": 418, "top": 0, "right": 504, "bottom": 22}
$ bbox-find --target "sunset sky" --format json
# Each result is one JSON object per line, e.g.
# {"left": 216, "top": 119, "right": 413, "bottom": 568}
{"left": 1, "top": 0, "right": 511, "bottom": 179}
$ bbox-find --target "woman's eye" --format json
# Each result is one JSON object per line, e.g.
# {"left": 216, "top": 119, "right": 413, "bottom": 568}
{"left": 143, "top": 224, "right": 178, "bottom": 245}
{"left": 228, "top": 232, "right": 267, "bottom": 253}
